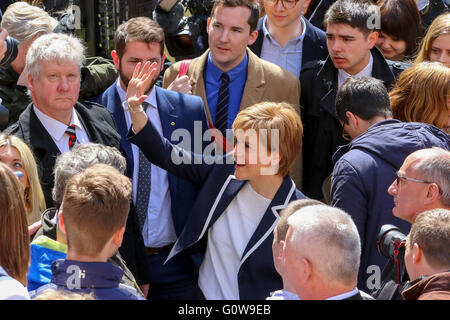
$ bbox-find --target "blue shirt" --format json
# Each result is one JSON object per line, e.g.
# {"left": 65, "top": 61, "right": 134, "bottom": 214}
{"left": 260, "top": 15, "right": 306, "bottom": 78}
{"left": 205, "top": 52, "right": 248, "bottom": 130}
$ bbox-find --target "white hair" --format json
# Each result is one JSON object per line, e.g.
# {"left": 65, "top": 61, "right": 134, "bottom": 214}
{"left": 26, "top": 32, "right": 85, "bottom": 79}
{"left": 1, "top": 2, "right": 58, "bottom": 42}
{"left": 410, "top": 147, "right": 450, "bottom": 208}
{"left": 287, "top": 205, "right": 361, "bottom": 286}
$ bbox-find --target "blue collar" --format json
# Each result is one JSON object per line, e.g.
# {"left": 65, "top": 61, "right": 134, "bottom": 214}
{"left": 207, "top": 51, "right": 248, "bottom": 82}
{"left": 51, "top": 259, "right": 124, "bottom": 289}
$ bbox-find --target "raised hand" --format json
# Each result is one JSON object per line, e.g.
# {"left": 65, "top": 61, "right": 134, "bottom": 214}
{"left": 126, "top": 61, "right": 159, "bottom": 110}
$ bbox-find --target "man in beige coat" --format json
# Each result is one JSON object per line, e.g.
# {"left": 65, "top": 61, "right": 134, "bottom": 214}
{"left": 163, "top": 0, "right": 302, "bottom": 188}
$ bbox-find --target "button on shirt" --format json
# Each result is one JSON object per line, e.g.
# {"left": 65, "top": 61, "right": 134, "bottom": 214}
{"left": 205, "top": 52, "right": 248, "bottom": 130}
{"left": 260, "top": 15, "right": 306, "bottom": 78}
{"left": 338, "top": 52, "right": 374, "bottom": 88}
{"left": 116, "top": 79, "right": 177, "bottom": 248}
{"left": 33, "top": 106, "right": 90, "bottom": 153}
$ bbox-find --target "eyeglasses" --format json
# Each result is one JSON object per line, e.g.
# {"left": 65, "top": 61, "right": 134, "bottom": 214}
{"left": 342, "top": 126, "right": 352, "bottom": 141}
{"left": 395, "top": 171, "right": 432, "bottom": 185}
{"left": 265, "top": 0, "right": 300, "bottom": 9}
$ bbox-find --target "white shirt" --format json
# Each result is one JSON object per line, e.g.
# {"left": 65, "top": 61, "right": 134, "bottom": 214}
{"left": 33, "top": 106, "right": 90, "bottom": 153}
{"left": 0, "top": 266, "right": 30, "bottom": 300}
{"left": 326, "top": 288, "right": 359, "bottom": 300}
{"left": 266, "top": 289, "right": 300, "bottom": 300}
{"left": 199, "top": 182, "right": 272, "bottom": 300}
{"left": 116, "top": 79, "right": 177, "bottom": 248}
{"left": 337, "top": 52, "right": 374, "bottom": 88}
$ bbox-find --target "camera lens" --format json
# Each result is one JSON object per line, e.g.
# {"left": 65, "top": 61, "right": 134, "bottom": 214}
{"left": 0, "top": 36, "right": 19, "bottom": 69}
{"left": 377, "top": 224, "right": 407, "bottom": 259}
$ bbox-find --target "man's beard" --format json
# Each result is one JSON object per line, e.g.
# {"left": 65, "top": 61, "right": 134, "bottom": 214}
{"left": 119, "top": 63, "right": 156, "bottom": 96}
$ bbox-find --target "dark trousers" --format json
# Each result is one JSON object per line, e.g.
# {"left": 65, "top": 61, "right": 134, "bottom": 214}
{"left": 146, "top": 246, "right": 203, "bottom": 300}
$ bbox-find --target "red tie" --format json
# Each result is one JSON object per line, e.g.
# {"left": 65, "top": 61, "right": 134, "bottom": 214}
{"left": 65, "top": 124, "right": 77, "bottom": 149}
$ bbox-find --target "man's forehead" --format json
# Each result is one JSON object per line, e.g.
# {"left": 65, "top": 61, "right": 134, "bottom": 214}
{"left": 326, "top": 23, "right": 365, "bottom": 36}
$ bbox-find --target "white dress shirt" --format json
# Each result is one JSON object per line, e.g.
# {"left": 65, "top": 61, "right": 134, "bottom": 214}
{"left": 199, "top": 182, "right": 271, "bottom": 300}
{"left": 116, "top": 79, "right": 177, "bottom": 248}
{"left": 33, "top": 106, "right": 90, "bottom": 153}
{"left": 338, "top": 52, "right": 374, "bottom": 88}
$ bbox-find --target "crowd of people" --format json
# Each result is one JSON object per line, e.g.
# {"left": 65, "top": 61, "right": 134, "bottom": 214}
{"left": 0, "top": 0, "right": 449, "bottom": 301}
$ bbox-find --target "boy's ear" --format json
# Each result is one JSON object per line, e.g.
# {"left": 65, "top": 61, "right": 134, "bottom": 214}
{"left": 58, "top": 209, "right": 66, "bottom": 235}
{"left": 112, "top": 226, "right": 126, "bottom": 248}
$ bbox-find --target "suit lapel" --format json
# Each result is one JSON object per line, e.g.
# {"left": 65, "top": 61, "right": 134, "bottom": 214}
{"left": 107, "top": 86, "right": 134, "bottom": 169}
{"left": 240, "top": 176, "right": 296, "bottom": 267}
{"left": 190, "top": 51, "right": 213, "bottom": 123}
{"left": 166, "top": 175, "right": 245, "bottom": 262}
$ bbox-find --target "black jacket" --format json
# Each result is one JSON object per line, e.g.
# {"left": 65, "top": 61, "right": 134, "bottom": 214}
{"left": 299, "top": 47, "right": 410, "bottom": 200}
{"left": 3, "top": 101, "right": 121, "bottom": 207}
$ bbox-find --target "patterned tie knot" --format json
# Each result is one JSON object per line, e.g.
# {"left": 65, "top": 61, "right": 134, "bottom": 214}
{"left": 65, "top": 124, "right": 77, "bottom": 149}
{"left": 141, "top": 101, "right": 150, "bottom": 112}
{"left": 220, "top": 72, "right": 230, "bottom": 84}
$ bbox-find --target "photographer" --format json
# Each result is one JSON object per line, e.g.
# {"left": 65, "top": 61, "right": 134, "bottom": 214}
{"left": 373, "top": 147, "right": 450, "bottom": 299}
{"left": 402, "top": 208, "right": 450, "bottom": 300}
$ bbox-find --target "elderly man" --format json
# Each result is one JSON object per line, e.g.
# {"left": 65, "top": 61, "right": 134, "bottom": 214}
{"left": 388, "top": 147, "right": 450, "bottom": 224}
{"left": 4, "top": 32, "right": 121, "bottom": 208}
{"left": 283, "top": 204, "right": 374, "bottom": 300}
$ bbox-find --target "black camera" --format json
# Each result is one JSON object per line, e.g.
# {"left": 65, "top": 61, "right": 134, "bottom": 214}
{"left": 0, "top": 34, "right": 18, "bottom": 69}
{"left": 377, "top": 224, "right": 407, "bottom": 261}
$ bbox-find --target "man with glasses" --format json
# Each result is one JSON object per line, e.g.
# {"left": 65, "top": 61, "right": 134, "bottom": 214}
{"left": 388, "top": 147, "right": 450, "bottom": 224}
{"left": 249, "top": 0, "right": 327, "bottom": 79}
{"left": 330, "top": 77, "right": 450, "bottom": 294}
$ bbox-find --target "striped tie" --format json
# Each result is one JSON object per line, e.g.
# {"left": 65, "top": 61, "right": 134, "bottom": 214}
{"left": 65, "top": 124, "right": 77, "bottom": 150}
{"left": 215, "top": 72, "right": 230, "bottom": 137}
{"left": 135, "top": 101, "right": 151, "bottom": 231}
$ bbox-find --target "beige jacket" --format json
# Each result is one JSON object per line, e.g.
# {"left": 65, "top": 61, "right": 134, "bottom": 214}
{"left": 163, "top": 48, "right": 303, "bottom": 189}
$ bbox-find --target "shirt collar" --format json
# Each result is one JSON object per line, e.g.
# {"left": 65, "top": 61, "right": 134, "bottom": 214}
{"left": 116, "top": 77, "right": 157, "bottom": 110}
{"left": 262, "top": 15, "right": 307, "bottom": 45}
{"left": 338, "top": 52, "right": 373, "bottom": 80}
{"left": 207, "top": 51, "right": 248, "bottom": 82}
{"left": 33, "top": 105, "right": 83, "bottom": 142}
{"left": 326, "top": 288, "right": 359, "bottom": 300}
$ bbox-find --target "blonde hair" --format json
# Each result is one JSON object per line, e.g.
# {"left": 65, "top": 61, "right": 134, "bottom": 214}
{"left": 0, "top": 162, "right": 30, "bottom": 286}
{"left": 389, "top": 62, "right": 450, "bottom": 130}
{"left": 0, "top": 134, "right": 46, "bottom": 224}
{"left": 34, "top": 289, "right": 96, "bottom": 300}
{"left": 414, "top": 13, "right": 450, "bottom": 64}
{"left": 0, "top": 1, "right": 57, "bottom": 42}
{"left": 232, "top": 102, "right": 303, "bottom": 177}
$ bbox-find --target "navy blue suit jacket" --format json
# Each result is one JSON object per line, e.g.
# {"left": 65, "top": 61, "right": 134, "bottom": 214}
{"left": 128, "top": 119, "right": 307, "bottom": 300}
{"left": 102, "top": 84, "right": 209, "bottom": 236}
{"left": 249, "top": 15, "right": 328, "bottom": 75}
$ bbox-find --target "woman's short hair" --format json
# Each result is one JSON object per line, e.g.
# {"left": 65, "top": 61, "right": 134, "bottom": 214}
{"left": 389, "top": 61, "right": 450, "bottom": 130}
{"left": 375, "top": 0, "right": 423, "bottom": 59}
{"left": 0, "top": 162, "right": 29, "bottom": 286}
{"left": 0, "top": 134, "right": 46, "bottom": 225}
{"left": 26, "top": 32, "right": 85, "bottom": 80}
{"left": 415, "top": 13, "right": 450, "bottom": 64}
{"left": 232, "top": 102, "right": 303, "bottom": 177}
{"left": 0, "top": 1, "right": 57, "bottom": 42}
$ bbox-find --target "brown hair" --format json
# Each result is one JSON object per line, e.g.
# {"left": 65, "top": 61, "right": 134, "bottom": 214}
{"left": 389, "top": 61, "right": 450, "bottom": 130}
{"left": 232, "top": 102, "right": 303, "bottom": 177}
{"left": 114, "top": 16, "right": 165, "bottom": 59}
{"left": 211, "top": 0, "right": 260, "bottom": 32}
{"left": 415, "top": 13, "right": 450, "bottom": 64}
{"left": 61, "top": 164, "right": 132, "bottom": 257}
{"left": 376, "top": 0, "right": 423, "bottom": 59}
{"left": 409, "top": 208, "right": 450, "bottom": 269}
{"left": 276, "top": 199, "right": 323, "bottom": 241}
{"left": 0, "top": 162, "right": 30, "bottom": 286}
